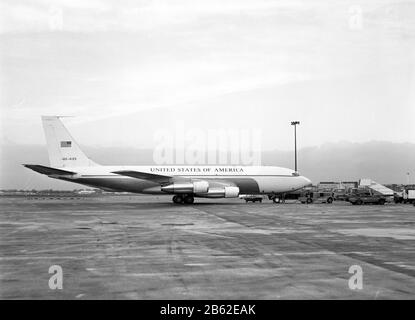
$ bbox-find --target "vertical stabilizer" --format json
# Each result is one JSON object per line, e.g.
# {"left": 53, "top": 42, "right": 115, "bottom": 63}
{"left": 41, "top": 116, "right": 98, "bottom": 168}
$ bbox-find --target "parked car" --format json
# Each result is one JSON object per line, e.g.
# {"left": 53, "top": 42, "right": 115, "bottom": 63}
{"left": 347, "top": 189, "right": 387, "bottom": 205}
{"left": 333, "top": 189, "right": 349, "bottom": 201}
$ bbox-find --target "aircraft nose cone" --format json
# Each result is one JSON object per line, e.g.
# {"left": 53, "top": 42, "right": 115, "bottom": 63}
{"left": 302, "top": 176, "right": 312, "bottom": 187}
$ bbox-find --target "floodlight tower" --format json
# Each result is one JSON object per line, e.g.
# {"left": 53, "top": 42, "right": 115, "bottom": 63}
{"left": 291, "top": 121, "right": 300, "bottom": 172}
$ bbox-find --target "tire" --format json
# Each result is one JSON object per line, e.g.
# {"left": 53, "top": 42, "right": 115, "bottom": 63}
{"left": 273, "top": 197, "right": 280, "bottom": 204}
{"left": 327, "top": 197, "right": 333, "bottom": 204}
{"left": 183, "top": 195, "right": 194, "bottom": 204}
{"left": 173, "top": 195, "right": 184, "bottom": 204}
{"left": 378, "top": 199, "right": 385, "bottom": 205}
{"left": 356, "top": 199, "right": 363, "bottom": 205}
{"left": 306, "top": 198, "right": 312, "bottom": 204}
{"left": 259, "top": 199, "right": 262, "bottom": 203}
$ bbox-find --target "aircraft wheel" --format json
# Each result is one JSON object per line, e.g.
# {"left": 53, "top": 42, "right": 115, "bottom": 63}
{"left": 306, "top": 198, "right": 313, "bottom": 204}
{"left": 327, "top": 197, "right": 333, "bottom": 204}
{"left": 172, "top": 195, "right": 184, "bottom": 204}
{"left": 183, "top": 195, "right": 194, "bottom": 204}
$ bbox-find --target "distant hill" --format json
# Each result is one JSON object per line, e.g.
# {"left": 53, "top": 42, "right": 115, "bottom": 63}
{"left": 1, "top": 141, "right": 414, "bottom": 189}
{"left": 263, "top": 141, "right": 415, "bottom": 185}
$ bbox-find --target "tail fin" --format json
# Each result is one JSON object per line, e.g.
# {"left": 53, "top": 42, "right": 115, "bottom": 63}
{"left": 41, "top": 116, "right": 98, "bottom": 168}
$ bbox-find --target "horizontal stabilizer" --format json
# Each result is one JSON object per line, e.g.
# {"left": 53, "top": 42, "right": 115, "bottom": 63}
{"left": 23, "top": 164, "right": 76, "bottom": 176}
{"left": 112, "top": 170, "right": 171, "bottom": 183}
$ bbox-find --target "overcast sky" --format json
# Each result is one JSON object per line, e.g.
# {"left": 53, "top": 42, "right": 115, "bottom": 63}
{"left": 1, "top": 0, "right": 414, "bottom": 152}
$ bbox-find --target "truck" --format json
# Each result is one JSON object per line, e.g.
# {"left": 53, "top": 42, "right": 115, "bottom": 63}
{"left": 403, "top": 189, "right": 415, "bottom": 204}
{"left": 268, "top": 192, "right": 301, "bottom": 203}
{"left": 347, "top": 189, "right": 387, "bottom": 205}
{"left": 239, "top": 195, "right": 263, "bottom": 203}
{"left": 299, "top": 191, "right": 334, "bottom": 204}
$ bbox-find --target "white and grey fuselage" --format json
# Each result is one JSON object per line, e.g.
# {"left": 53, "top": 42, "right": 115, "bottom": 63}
{"left": 55, "top": 165, "right": 311, "bottom": 196}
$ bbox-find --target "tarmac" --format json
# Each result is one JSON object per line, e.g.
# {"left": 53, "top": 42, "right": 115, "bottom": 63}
{"left": 0, "top": 195, "right": 414, "bottom": 299}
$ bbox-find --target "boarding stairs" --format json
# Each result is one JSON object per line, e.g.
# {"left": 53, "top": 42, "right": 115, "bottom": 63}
{"left": 359, "top": 179, "right": 394, "bottom": 196}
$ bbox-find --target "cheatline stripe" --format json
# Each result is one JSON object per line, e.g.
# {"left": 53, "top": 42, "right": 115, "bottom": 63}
{"left": 77, "top": 174, "right": 297, "bottom": 178}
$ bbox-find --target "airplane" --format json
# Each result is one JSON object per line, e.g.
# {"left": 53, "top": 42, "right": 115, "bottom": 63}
{"left": 24, "top": 116, "right": 312, "bottom": 204}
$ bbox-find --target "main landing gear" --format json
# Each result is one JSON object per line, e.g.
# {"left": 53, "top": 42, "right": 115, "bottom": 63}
{"left": 172, "top": 195, "right": 194, "bottom": 204}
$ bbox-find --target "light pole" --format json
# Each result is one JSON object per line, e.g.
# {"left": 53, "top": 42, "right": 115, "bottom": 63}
{"left": 291, "top": 121, "right": 300, "bottom": 172}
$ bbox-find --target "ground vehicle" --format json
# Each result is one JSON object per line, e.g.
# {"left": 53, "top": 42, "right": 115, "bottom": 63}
{"left": 240, "top": 195, "right": 263, "bottom": 203}
{"left": 403, "top": 189, "right": 415, "bottom": 204}
{"left": 347, "top": 189, "right": 387, "bottom": 205}
{"left": 333, "top": 189, "right": 349, "bottom": 201}
{"left": 268, "top": 191, "right": 302, "bottom": 203}
{"left": 299, "top": 191, "right": 334, "bottom": 204}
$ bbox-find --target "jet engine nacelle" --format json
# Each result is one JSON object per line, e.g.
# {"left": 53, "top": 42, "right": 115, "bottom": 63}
{"left": 199, "top": 186, "right": 240, "bottom": 198}
{"left": 161, "top": 181, "right": 209, "bottom": 194}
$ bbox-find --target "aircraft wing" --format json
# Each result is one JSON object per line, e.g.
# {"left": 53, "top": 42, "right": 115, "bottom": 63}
{"left": 112, "top": 170, "right": 172, "bottom": 184}
{"left": 23, "top": 164, "right": 76, "bottom": 176}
